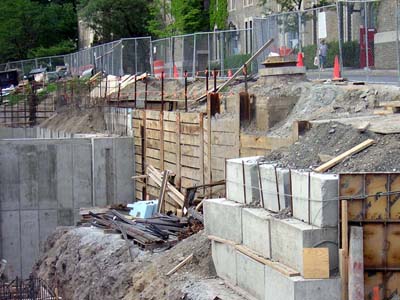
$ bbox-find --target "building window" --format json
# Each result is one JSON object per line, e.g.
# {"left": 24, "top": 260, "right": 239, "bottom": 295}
{"left": 243, "top": 0, "right": 254, "bottom": 7}
{"left": 229, "top": 0, "right": 236, "bottom": 11}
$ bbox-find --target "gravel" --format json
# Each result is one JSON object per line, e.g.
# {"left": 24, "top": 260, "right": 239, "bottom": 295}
{"left": 264, "top": 122, "right": 400, "bottom": 172}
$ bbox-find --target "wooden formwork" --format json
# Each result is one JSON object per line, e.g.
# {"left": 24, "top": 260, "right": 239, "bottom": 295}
{"left": 339, "top": 173, "right": 400, "bottom": 300}
{"left": 133, "top": 109, "right": 240, "bottom": 211}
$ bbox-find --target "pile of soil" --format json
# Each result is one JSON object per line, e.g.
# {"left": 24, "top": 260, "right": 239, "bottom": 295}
{"left": 34, "top": 227, "right": 246, "bottom": 300}
{"left": 265, "top": 122, "right": 400, "bottom": 172}
{"left": 40, "top": 106, "right": 107, "bottom": 134}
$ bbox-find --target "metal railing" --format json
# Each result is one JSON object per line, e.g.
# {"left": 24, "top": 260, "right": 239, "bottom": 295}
{"left": 0, "top": 276, "right": 58, "bottom": 300}
{"left": 1, "top": 2, "right": 400, "bottom": 85}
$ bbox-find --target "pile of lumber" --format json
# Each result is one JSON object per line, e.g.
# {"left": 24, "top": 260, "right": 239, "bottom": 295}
{"left": 85, "top": 209, "right": 194, "bottom": 250}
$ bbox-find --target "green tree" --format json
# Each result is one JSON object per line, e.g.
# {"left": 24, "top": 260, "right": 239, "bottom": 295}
{"left": 147, "top": 0, "right": 176, "bottom": 38}
{"left": 79, "top": 0, "right": 151, "bottom": 44}
{"left": 209, "top": 0, "right": 228, "bottom": 30}
{"left": 0, "top": 0, "right": 78, "bottom": 62}
{"left": 171, "top": 0, "right": 209, "bottom": 34}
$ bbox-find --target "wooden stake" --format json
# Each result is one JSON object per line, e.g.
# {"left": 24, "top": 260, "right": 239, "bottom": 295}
{"left": 166, "top": 253, "right": 193, "bottom": 276}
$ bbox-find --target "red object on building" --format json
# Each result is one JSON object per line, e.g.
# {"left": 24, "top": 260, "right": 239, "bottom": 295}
{"left": 360, "top": 27, "right": 376, "bottom": 68}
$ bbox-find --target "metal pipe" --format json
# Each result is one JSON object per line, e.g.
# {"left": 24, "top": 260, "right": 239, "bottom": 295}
{"left": 205, "top": 68, "right": 209, "bottom": 92}
{"left": 213, "top": 68, "right": 217, "bottom": 92}
{"left": 144, "top": 77, "right": 148, "bottom": 110}
{"left": 184, "top": 70, "right": 188, "bottom": 112}
{"left": 134, "top": 74, "right": 137, "bottom": 108}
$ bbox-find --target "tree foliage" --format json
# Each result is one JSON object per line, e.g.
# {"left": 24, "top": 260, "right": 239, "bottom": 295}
{"left": 147, "top": 0, "right": 176, "bottom": 38}
{"left": 78, "top": 0, "right": 151, "bottom": 44}
{"left": 0, "top": 0, "right": 78, "bottom": 62}
{"left": 209, "top": 0, "right": 228, "bottom": 29}
{"left": 170, "top": 0, "right": 209, "bottom": 34}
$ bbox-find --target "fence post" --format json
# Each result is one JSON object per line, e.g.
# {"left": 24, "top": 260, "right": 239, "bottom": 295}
{"left": 120, "top": 40, "right": 124, "bottom": 76}
{"left": 397, "top": 0, "right": 400, "bottom": 86}
{"left": 193, "top": 33, "right": 197, "bottom": 78}
{"left": 135, "top": 39, "right": 138, "bottom": 75}
{"left": 208, "top": 33, "right": 211, "bottom": 73}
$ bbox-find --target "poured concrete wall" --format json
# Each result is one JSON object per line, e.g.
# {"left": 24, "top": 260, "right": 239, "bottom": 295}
{"left": 0, "top": 135, "right": 135, "bottom": 278}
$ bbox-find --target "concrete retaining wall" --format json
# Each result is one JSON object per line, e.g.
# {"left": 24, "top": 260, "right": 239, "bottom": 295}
{"left": 0, "top": 136, "right": 135, "bottom": 278}
{"left": 0, "top": 127, "right": 37, "bottom": 139}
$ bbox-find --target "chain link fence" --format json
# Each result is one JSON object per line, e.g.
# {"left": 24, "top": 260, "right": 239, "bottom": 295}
{"left": 1, "top": 2, "right": 400, "bottom": 84}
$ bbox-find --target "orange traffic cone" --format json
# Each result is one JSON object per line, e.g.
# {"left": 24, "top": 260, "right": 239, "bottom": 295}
{"left": 333, "top": 55, "right": 342, "bottom": 80}
{"left": 173, "top": 64, "right": 179, "bottom": 79}
{"left": 296, "top": 52, "right": 304, "bottom": 67}
{"left": 373, "top": 287, "right": 380, "bottom": 300}
{"left": 227, "top": 69, "right": 233, "bottom": 78}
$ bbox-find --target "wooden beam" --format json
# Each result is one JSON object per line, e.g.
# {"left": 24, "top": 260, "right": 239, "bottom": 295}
{"left": 314, "top": 139, "right": 375, "bottom": 173}
{"left": 341, "top": 200, "right": 349, "bottom": 300}
{"left": 158, "top": 170, "right": 170, "bottom": 213}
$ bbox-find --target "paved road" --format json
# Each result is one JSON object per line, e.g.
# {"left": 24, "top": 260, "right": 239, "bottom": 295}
{"left": 307, "top": 69, "right": 400, "bottom": 85}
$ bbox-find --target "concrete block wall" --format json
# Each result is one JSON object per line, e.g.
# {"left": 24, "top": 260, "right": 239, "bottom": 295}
{"left": 211, "top": 240, "right": 341, "bottom": 300}
{"left": 204, "top": 199, "right": 340, "bottom": 300}
{"left": 0, "top": 135, "right": 135, "bottom": 279}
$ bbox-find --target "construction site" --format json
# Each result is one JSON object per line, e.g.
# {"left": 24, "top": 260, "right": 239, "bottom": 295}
{"left": 1, "top": 27, "right": 400, "bottom": 300}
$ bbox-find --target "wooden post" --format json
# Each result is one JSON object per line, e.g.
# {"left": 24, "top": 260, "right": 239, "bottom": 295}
{"left": 348, "top": 226, "right": 364, "bottom": 300}
{"left": 199, "top": 113, "right": 205, "bottom": 190}
{"left": 176, "top": 112, "right": 181, "bottom": 190}
{"left": 341, "top": 200, "right": 349, "bottom": 300}
{"left": 207, "top": 93, "right": 212, "bottom": 196}
{"left": 159, "top": 111, "right": 164, "bottom": 171}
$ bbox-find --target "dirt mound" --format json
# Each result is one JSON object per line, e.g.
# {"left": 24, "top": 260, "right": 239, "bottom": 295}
{"left": 34, "top": 227, "right": 246, "bottom": 300}
{"left": 265, "top": 122, "right": 400, "bottom": 172}
{"left": 40, "top": 107, "right": 107, "bottom": 134}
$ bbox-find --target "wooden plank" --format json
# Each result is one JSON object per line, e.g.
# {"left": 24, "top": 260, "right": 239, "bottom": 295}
{"left": 166, "top": 253, "right": 193, "bottom": 276}
{"left": 379, "top": 101, "right": 400, "bottom": 107}
{"left": 163, "top": 111, "right": 176, "bottom": 121}
{"left": 180, "top": 133, "right": 200, "bottom": 146}
{"left": 158, "top": 170, "right": 169, "bottom": 213}
{"left": 163, "top": 120, "right": 176, "bottom": 132}
{"left": 180, "top": 113, "right": 200, "bottom": 124}
{"left": 180, "top": 123, "right": 201, "bottom": 135}
{"left": 212, "top": 145, "right": 240, "bottom": 158}
{"left": 235, "top": 244, "right": 300, "bottom": 277}
{"left": 181, "top": 145, "right": 201, "bottom": 157}
{"left": 339, "top": 174, "right": 363, "bottom": 221}
{"left": 146, "top": 138, "right": 161, "bottom": 150}
{"left": 303, "top": 248, "right": 329, "bottom": 279}
{"left": 146, "top": 148, "right": 160, "bottom": 160}
{"left": 365, "top": 174, "right": 387, "bottom": 220}
{"left": 181, "top": 166, "right": 201, "bottom": 181}
{"left": 146, "top": 110, "right": 161, "bottom": 120}
{"left": 390, "top": 174, "right": 400, "bottom": 219}
{"left": 212, "top": 132, "right": 238, "bottom": 146}
{"left": 145, "top": 119, "right": 161, "bottom": 130}
{"left": 211, "top": 118, "right": 240, "bottom": 132}
{"left": 164, "top": 131, "right": 177, "bottom": 143}
{"left": 181, "top": 155, "right": 201, "bottom": 168}
{"left": 146, "top": 129, "right": 161, "bottom": 140}
{"left": 164, "top": 152, "right": 177, "bottom": 164}
{"left": 240, "top": 134, "right": 293, "bottom": 150}
{"left": 314, "top": 139, "right": 375, "bottom": 173}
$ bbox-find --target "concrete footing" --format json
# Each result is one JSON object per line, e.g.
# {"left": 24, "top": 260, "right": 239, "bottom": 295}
{"left": 226, "top": 157, "right": 262, "bottom": 205}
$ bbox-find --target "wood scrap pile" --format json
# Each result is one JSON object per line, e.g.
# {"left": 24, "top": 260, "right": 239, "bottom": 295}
{"left": 81, "top": 208, "right": 202, "bottom": 250}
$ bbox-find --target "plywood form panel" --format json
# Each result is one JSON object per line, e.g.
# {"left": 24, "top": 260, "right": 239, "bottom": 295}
{"left": 340, "top": 174, "right": 364, "bottom": 221}
{"left": 365, "top": 174, "right": 388, "bottom": 220}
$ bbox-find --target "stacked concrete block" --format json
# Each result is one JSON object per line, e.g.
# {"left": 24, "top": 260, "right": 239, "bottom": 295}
{"left": 259, "top": 164, "right": 290, "bottom": 212}
{"left": 204, "top": 198, "right": 243, "bottom": 243}
{"left": 291, "top": 170, "right": 339, "bottom": 227}
{"left": 270, "top": 217, "right": 338, "bottom": 276}
{"left": 236, "top": 251, "right": 265, "bottom": 300}
{"left": 211, "top": 241, "right": 237, "bottom": 284}
{"left": 226, "top": 156, "right": 263, "bottom": 205}
{"left": 242, "top": 208, "right": 272, "bottom": 259}
{"left": 265, "top": 265, "right": 341, "bottom": 300}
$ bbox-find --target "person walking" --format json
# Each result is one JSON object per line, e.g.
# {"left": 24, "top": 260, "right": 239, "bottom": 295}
{"left": 319, "top": 40, "right": 328, "bottom": 71}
